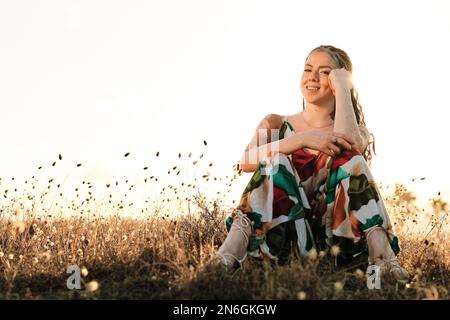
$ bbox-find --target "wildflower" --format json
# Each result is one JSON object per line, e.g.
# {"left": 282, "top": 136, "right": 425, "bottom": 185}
{"left": 334, "top": 281, "right": 343, "bottom": 294}
{"left": 33, "top": 257, "right": 39, "bottom": 264}
{"left": 81, "top": 266, "right": 89, "bottom": 277}
{"left": 308, "top": 248, "right": 317, "bottom": 261}
{"left": 8, "top": 254, "right": 14, "bottom": 260}
{"left": 0, "top": 252, "right": 4, "bottom": 258}
{"left": 415, "top": 268, "right": 422, "bottom": 276}
{"left": 86, "top": 281, "right": 99, "bottom": 292}
{"left": 330, "top": 245, "right": 340, "bottom": 257}
{"left": 354, "top": 269, "right": 365, "bottom": 278}
{"left": 14, "top": 221, "right": 26, "bottom": 234}
{"left": 297, "top": 291, "right": 306, "bottom": 300}
{"left": 319, "top": 250, "right": 326, "bottom": 258}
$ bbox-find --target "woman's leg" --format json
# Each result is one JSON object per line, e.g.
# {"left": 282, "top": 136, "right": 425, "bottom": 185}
{"left": 324, "top": 149, "right": 409, "bottom": 281}
{"left": 366, "top": 227, "right": 410, "bottom": 281}
{"left": 215, "top": 152, "right": 312, "bottom": 268}
{"left": 215, "top": 210, "right": 252, "bottom": 270}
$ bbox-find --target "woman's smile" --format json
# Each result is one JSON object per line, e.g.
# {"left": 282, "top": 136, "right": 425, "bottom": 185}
{"left": 305, "top": 85, "right": 320, "bottom": 92}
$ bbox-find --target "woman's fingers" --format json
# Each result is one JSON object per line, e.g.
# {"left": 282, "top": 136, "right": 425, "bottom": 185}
{"left": 333, "top": 137, "right": 352, "bottom": 150}
{"left": 322, "top": 142, "right": 340, "bottom": 156}
{"left": 328, "top": 77, "right": 336, "bottom": 97}
{"left": 323, "top": 140, "right": 341, "bottom": 156}
{"left": 332, "top": 132, "right": 356, "bottom": 146}
{"left": 329, "top": 143, "right": 341, "bottom": 154}
{"left": 324, "top": 148, "right": 335, "bottom": 156}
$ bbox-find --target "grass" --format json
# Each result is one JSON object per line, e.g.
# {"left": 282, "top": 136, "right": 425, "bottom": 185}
{"left": 0, "top": 150, "right": 449, "bottom": 300}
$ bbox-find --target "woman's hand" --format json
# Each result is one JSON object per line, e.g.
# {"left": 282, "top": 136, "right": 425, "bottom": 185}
{"left": 298, "top": 131, "right": 357, "bottom": 157}
{"left": 328, "top": 68, "right": 353, "bottom": 96}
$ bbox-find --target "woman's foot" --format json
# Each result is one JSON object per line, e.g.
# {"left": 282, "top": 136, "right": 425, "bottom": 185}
{"left": 369, "top": 256, "right": 410, "bottom": 283}
{"left": 366, "top": 227, "right": 410, "bottom": 283}
{"left": 213, "top": 211, "right": 252, "bottom": 272}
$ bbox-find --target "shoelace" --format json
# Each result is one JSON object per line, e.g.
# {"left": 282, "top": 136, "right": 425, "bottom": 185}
{"left": 215, "top": 252, "right": 248, "bottom": 269}
{"left": 372, "top": 257, "right": 403, "bottom": 271}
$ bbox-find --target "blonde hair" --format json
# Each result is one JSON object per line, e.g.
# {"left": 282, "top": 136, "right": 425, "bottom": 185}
{"left": 307, "top": 45, "right": 376, "bottom": 167}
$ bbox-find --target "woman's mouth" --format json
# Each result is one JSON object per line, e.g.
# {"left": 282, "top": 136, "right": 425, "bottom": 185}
{"left": 306, "top": 85, "right": 320, "bottom": 92}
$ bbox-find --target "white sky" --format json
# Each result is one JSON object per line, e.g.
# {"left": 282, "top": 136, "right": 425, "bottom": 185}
{"left": 1, "top": 0, "right": 449, "bottom": 211}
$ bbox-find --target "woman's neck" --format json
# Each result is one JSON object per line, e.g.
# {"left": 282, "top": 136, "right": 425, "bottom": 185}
{"left": 301, "top": 102, "right": 334, "bottom": 128}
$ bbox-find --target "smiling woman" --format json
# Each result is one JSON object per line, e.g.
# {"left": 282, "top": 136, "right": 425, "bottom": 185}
{"left": 212, "top": 45, "right": 409, "bottom": 283}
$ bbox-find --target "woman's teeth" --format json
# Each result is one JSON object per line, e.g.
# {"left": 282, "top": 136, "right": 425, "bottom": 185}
{"left": 306, "top": 86, "right": 319, "bottom": 91}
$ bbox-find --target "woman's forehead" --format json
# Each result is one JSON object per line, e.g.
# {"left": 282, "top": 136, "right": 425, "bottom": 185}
{"left": 305, "top": 51, "right": 335, "bottom": 67}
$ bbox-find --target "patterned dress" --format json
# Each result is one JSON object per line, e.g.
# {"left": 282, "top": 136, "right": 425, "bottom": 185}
{"left": 226, "top": 117, "right": 399, "bottom": 264}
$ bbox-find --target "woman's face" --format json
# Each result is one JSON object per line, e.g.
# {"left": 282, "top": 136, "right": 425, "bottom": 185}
{"left": 300, "top": 50, "right": 337, "bottom": 106}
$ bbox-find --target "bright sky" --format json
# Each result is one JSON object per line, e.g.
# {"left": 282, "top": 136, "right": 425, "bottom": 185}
{"left": 1, "top": 0, "right": 449, "bottom": 213}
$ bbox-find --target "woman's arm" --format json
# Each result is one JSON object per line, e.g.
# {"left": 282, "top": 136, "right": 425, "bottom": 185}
{"left": 330, "top": 69, "right": 365, "bottom": 153}
{"left": 239, "top": 114, "right": 304, "bottom": 173}
{"left": 358, "top": 125, "right": 370, "bottom": 153}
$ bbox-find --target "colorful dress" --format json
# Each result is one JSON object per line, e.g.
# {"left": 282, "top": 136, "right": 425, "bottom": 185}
{"left": 226, "top": 117, "right": 399, "bottom": 264}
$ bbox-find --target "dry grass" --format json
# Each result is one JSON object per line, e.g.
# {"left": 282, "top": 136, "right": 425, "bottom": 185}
{"left": 0, "top": 151, "right": 449, "bottom": 300}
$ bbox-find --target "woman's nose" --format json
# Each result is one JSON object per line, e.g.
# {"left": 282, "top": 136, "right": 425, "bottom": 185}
{"left": 308, "top": 71, "right": 319, "bottom": 81}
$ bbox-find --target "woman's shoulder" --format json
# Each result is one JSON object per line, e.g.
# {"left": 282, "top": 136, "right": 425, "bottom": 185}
{"left": 258, "top": 113, "right": 285, "bottom": 130}
{"left": 258, "top": 113, "right": 285, "bottom": 129}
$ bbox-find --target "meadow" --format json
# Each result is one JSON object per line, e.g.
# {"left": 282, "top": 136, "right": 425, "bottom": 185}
{"left": 0, "top": 149, "right": 448, "bottom": 300}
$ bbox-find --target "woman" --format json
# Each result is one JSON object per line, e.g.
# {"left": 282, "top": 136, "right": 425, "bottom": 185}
{"left": 215, "top": 45, "right": 409, "bottom": 282}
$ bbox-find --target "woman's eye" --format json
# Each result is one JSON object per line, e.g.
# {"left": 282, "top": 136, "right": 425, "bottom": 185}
{"left": 321, "top": 71, "right": 330, "bottom": 75}
{"left": 304, "top": 69, "right": 311, "bottom": 72}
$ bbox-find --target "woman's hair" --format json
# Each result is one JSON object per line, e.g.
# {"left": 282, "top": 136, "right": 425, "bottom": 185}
{"left": 307, "top": 45, "right": 376, "bottom": 167}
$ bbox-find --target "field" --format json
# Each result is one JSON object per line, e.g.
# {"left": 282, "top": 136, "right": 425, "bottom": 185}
{"left": 0, "top": 153, "right": 449, "bottom": 300}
